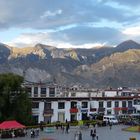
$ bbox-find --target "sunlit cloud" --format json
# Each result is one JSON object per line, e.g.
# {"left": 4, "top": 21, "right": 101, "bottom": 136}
{"left": 56, "top": 42, "right": 106, "bottom": 49}
{"left": 123, "top": 26, "right": 140, "bottom": 36}
{"left": 0, "top": 0, "right": 140, "bottom": 47}
{"left": 7, "top": 32, "right": 107, "bottom": 49}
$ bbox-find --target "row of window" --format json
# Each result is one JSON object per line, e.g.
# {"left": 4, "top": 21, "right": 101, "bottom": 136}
{"left": 27, "top": 87, "right": 55, "bottom": 97}
{"left": 99, "top": 100, "right": 133, "bottom": 108}
{"left": 32, "top": 101, "right": 88, "bottom": 109}
{"left": 58, "top": 101, "right": 88, "bottom": 109}
{"left": 32, "top": 100, "right": 139, "bottom": 109}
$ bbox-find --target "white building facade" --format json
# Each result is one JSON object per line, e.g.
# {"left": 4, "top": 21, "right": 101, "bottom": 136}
{"left": 24, "top": 82, "right": 140, "bottom": 123}
{"left": 31, "top": 97, "right": 140, "bottom": 123}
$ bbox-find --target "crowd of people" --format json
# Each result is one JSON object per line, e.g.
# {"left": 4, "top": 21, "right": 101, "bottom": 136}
{"left": 74, "top": 131, "right": 82, "bottom": 140}
{"left": 0, "top": 120, "right": 114, "bottom": 139}
{"left": 90, "top": 128, "right": 98, "bottom": 140}
{"left": 0, "top": 128, "right": 41, "bottom": 139}
{"left": 0, "top": 129, "right": 27, "bottom": 138}
{"left": 54, "top": 121, "right": 100, "bottom": 140}
{"left": 30, "top": 128, "right": 40, "bottom": 138}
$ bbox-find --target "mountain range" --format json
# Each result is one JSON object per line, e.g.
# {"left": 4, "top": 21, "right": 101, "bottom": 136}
{"left": 1, "top": 40, "right": 140, "bottom": 88}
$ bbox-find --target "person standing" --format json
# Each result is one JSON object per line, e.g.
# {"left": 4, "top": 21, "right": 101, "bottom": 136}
{"left": 66, "top": 123, "right": 70, "bottom": 133}
{"left": 96, "top": 133, "right": 98, "bottom": 140}
{"left": 30, "top": 130, "right": 33, "bottom": 138}
{"left": 94, "top": 129, "right": 96, "bottom": 136}
{"left": 90, "top": 129, "right": 96, "bottom": 140}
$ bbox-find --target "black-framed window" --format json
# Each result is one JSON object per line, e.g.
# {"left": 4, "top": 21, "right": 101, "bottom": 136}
{"left": 82, "top": 102, "right": 88, "bottom": 108}
{"left": 34, "top": 87, "right": 38, "bottom": 93}
{"left": 134, "top": 99, "right": 140, "bottom": 105}
{"left": 49, "top": 87, "right": 55, "bottom": 97}
{"left": 41, "top": 88, "right": 46, "bottom": 97}
{"left": 107, "top": 101, "right": 111, "bottom": 108}
{"left": 34, "top": 87, "right": 38, "bottom": 97}
{"left": 99, "top": 101, "right": 104, "bottom": 108}
{"left": 44, "top": 102, "right": 51, "bottom": 109}
{"left": 128, "top": 101, "right": 132, "bottom": 107}
{"left": 115, "top": 101, "right": 119, "bottom": 107}
{"left": 134, "top": 100, "right": 137, "bottom": 105}
{"left": 71, "top": 101, "right": 77, "bottom": 108}
{"left": 58, "top": 102, "right": 65, "bottom": 109}
{"left": 122, "top": 101, "right": 126, "bottom": 107}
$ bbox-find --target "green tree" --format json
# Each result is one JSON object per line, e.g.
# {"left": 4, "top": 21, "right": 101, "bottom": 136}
{"left": 0, "top": 73, "right": 32, "bottom": 125}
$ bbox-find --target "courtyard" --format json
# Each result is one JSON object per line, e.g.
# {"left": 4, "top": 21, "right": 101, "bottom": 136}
{"left": 3, "top": 125, "right": 140, "bottom": 140}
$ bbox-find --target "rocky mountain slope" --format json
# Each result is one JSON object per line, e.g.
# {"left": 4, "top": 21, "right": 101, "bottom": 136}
{"left": 0, "top": 40, "right": 140, "bottom": 87}
{"left": 74, "top": 49, "right": 140, "bottom": 87}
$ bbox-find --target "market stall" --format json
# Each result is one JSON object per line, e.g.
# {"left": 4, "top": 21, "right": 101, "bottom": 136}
{"left": 0, "top": 120, "right": 26, "bottom": 138}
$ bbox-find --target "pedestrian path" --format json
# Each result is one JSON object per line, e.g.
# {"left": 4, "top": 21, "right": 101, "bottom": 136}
{"left": 3, "top": 125, "right": 140, "bottom": 140}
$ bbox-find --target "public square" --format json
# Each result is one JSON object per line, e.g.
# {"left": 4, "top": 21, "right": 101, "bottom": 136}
{"left": 4, "top": 125, "right": 140, "bottom": 140}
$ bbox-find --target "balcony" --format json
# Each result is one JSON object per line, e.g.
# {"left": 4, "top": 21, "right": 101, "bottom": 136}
{"left": 70, "top": 108, "right": 78, "bottom": 113}
{"left": 114, "top": 107, "right": 128, "bottom": 111}
{"left": 98, "top": 108, "right": 105, "bottom": 112}
{"left": 43, "top": 109, "right": 53, "bottom": 116}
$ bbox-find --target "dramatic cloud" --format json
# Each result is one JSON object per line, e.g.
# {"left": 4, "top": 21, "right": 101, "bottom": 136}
{"left": 0, "top": 0, "right": 138, "bottom": 30}
{"left": 9, "top": 25, "right": 124, "bottom": 48}
{"left": 8, "top": 32, "right": 106, "bottom": 49}
{"left": 0, "top": 0, "right": 140, "bottom": 47}
{"left": 123, "top": 26, "right": 140, "bottom": 36}
{"left": 52, "top": 26, "right": 123, "bottom": 45}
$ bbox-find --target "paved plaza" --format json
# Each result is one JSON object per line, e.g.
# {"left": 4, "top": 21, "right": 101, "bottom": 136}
{"left": 4, "top": 125, "right": 140, "bottom": 140}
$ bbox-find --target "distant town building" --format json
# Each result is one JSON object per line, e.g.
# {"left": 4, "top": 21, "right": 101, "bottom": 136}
{"left": 23, "top": 82, "right": 140, "bottom": 123}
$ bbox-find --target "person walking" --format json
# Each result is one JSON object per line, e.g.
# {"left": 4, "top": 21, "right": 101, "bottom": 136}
{"left": 79, "top": 131, "right": 82, "bottom": 140}
{"left": 94, "top": 128, "right": 96, "bottom": 136}
{"left": 91, "top": 132, "right": 96, "bottom": 140}
{"left": 66, "top": 123, "right": 70, "bottom": 133}
{"left": 90, "top": 129, "right": 93, "bottom": 137}
{"left": 90, "top": 129, "right": 96, "bottom": 140}
{"left": 109, "top": 122, "right": 112, "bottom": 130}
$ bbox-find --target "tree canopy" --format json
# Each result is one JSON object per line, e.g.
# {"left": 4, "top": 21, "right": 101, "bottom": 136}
{"left": 0, "top": 73, "right": 32, "bottom": 125}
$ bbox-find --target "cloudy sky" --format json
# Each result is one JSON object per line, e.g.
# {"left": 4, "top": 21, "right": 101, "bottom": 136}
{"left": 0, "top": 0, "right": 140, "bottom": 48}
